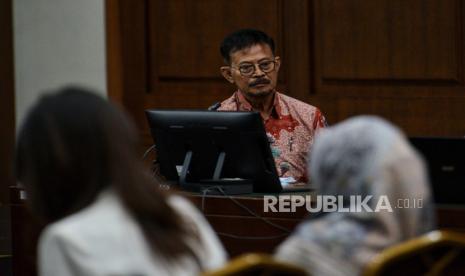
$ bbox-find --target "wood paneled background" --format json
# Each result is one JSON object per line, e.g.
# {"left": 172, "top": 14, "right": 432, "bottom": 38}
{"left": 107, "top": 0, "right": 465, "bottom": 149}
{"left": 0, "top": 0, "right": 15, "bottom": 207}
{"left": 0, "top": 0, "right": 15, "bottom": 263}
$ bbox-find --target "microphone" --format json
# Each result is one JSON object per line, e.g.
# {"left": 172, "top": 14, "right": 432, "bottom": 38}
{"left": 207, "top": 102, "right": 221, "bottom": 111}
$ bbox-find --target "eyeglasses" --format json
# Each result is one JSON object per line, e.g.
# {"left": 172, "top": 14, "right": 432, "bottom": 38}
{"left": 231, "top": 59, "right": 277, "bottom": 77}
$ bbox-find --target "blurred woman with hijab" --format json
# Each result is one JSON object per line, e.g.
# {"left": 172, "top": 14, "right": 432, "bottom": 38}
{"left": 275, "top": 116, "right": 434, "bottom": 276}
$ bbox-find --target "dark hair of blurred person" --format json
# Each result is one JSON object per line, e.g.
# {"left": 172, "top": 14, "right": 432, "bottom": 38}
{"left": 15, "top": 86, "right": 225, "bottom": 275}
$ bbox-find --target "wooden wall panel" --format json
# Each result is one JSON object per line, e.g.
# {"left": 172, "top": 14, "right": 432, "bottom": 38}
{"left": 0, "top": 0, "right": 15, "bottom": 204}
{"left": 0, "top": 0, "right": 15, "bottom": 271}
{"left": 318, "top": 0, "right": 459, "bottom": 81}
{"left": 108, "top": 0, "right": 309, "bottom": 147}
{"left": 146, "top": 0, "right": 287, "bottom": 112}
{"left": 309, "top": 96, "right": 465, "bottom": 136}
{"left": 151, "top": 0, "right": 282, "bottom": 79}
{"left": 310, "top": 0, "right": 465, "bottom": 136}
{"left": 107, "top": 0, "right": 465, "bottom": 140}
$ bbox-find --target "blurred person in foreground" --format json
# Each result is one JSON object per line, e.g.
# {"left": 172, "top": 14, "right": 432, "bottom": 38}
{"left": 15, "top": 86, "right": 226, "bottom": 276}
{"left": 275, "top": 116, "right": 435, "bottom": 276}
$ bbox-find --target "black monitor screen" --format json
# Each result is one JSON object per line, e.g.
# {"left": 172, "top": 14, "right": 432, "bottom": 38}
{"left": 409, "top": 137, "right": 465, "bottom": 206}
{"left": 145, "top": 110, "right": 282, "bottom": 193}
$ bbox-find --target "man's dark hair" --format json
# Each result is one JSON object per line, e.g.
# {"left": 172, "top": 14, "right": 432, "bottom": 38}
{"left": 220, "top": 29, "right": 275, "bottom": 64}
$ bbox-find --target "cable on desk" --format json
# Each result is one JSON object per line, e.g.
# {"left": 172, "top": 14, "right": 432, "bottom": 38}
{"left": 199, "top": 186, "right": 293, "bottom": 240}
{"left": 142, "top": 145, "right": 155, "bottom": 160}
{"left": 201, "top": 188, "right": 210, "bottom": 211}
{"left": 142, "top": 144, "right": 168, "bottom": 188}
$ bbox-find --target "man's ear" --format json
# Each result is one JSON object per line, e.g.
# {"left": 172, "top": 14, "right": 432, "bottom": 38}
{"left": 275, "top": 56, "right": 281, "bottom": 72}
{"left": 220, "top": 66, "right": 234, "bottom": 83}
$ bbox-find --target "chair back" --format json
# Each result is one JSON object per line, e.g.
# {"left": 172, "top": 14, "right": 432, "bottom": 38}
{"left": 363, "top": 230, "right": 465, "bottom": 276}
{"left": 202, "top": 253, "right": 307, "bottom": 276}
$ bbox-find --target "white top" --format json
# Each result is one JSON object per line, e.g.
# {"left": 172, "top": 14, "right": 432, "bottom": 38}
{"left": 38, "top": 190, "right": 227, "bottom": 276}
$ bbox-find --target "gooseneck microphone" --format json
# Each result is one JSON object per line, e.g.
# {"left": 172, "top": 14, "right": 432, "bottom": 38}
{"left": 207, "top": 102, "right": 221, "bottom": 111}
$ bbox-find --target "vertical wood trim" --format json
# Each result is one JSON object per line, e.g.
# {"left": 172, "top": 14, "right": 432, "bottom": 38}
{"left": 307, "top": 0, "right": 316, "bottom": 95}
{"left": 105, "top": 0, "right": 124, "bottom": 104}
{"left": 0, "top": 0, "right": 15, "bottom": 205}
{"left": 143, "top": 0, "right": 152, "bottom": 93}
{"left": 276, "top": 0, "right": 286, "bottom": 86}
{"left": 107, "top": 0, "right": 148, "bottom": 129}
{"left": 282, "top": 0, "right": 310, "bottom": 101}
{"left": 456, "top": 0, "right": 464, "bottom": 84}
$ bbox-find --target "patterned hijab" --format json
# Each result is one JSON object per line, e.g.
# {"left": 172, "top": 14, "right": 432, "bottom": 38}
{"left": 275, "top": 116, "right": 435, "bottom": 276}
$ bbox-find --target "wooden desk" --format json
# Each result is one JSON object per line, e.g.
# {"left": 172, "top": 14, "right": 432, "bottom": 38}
{"left": 9, "top": 187, "right": 42, "bottom": 276}
{"left": 185, "top": 193, "right": 465, "bottom": 256}
{"left": 185, "top": 193, "right": 310, "bottom": 256}
{"left": 9, "top": 186, "right": 465, "bottom": 275}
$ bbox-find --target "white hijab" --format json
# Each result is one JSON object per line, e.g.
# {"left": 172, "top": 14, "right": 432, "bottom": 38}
{"left": 275, "top": 116, "right": 435, "bottom": 276}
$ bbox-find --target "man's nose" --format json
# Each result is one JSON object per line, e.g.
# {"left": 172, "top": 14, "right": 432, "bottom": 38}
{"left": 252, "top": 64, "right": 265, "bottom": 77}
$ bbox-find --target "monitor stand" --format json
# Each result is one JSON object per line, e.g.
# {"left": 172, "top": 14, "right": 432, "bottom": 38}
{"left": 178, "top": 150, "right": 253, "bottom": 195}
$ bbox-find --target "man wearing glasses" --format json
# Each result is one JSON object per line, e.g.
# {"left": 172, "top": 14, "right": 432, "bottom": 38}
{"left": 217, "top": 29, "right": 327, "bottom": 183}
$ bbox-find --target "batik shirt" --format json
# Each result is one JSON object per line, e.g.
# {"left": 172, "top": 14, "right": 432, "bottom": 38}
{"left": 217, "top": 91, "right": 327, "bottom": 182}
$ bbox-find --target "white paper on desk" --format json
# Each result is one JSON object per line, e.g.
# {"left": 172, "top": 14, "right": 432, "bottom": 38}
{"left": 280, "top": 176, "right": 297, "bottom": 186}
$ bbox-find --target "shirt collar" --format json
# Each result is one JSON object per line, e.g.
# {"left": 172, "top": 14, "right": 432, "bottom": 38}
{"left": 234, "top": 90, "right": 283, "bottom": 119}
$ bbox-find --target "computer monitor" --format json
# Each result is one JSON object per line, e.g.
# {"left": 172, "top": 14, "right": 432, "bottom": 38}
{"left": 409, "top": 137, "right": 465, "bottom": 206}
{"left": 145, "top": 110, "right": 283, "bottom": 194}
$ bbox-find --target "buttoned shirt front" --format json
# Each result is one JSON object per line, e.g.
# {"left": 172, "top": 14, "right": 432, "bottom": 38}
{"left": 217, "top": 91, "right": 327, "bottom": 182}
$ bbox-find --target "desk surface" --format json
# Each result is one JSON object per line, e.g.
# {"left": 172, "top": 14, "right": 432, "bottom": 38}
{"left": 9, "top": 186, "right": 465, "bottom": 275}
{"left": 185, "top": 192, "right": 310, "bottom": 257}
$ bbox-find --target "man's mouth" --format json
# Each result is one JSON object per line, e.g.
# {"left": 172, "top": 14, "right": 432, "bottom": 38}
{"left": 250, "top": 79, "right": 270, "bottom": 87}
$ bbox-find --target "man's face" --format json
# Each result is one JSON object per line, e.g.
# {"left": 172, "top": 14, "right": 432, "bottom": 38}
{"left": 221, "top": 43, "right": 280, "bottom": 99}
